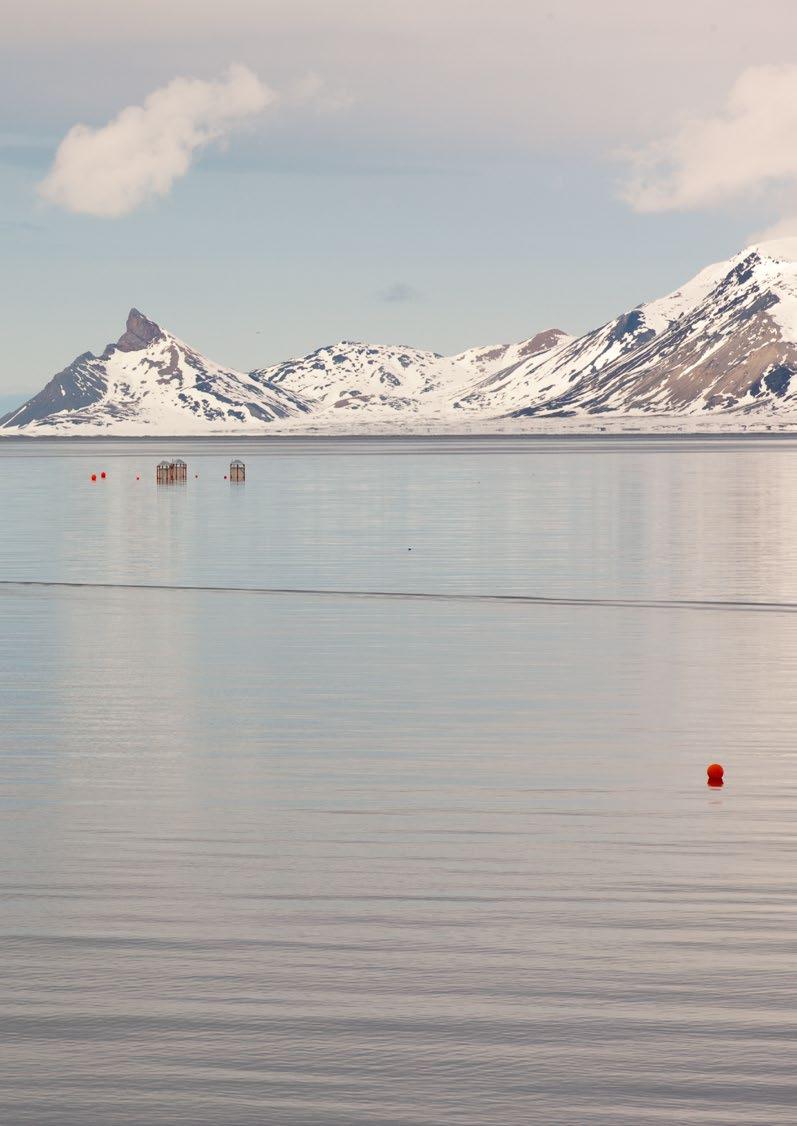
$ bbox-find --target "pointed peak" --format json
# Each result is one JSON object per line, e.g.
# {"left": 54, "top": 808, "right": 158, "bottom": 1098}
{"left": 116, "top": 308, "right": 163, "bottom": 353}
{"left": 742, "top": 237, "right": 797, "bottom": 264}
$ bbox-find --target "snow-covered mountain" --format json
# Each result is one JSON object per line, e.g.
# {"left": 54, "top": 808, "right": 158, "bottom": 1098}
{"left": 8, "top": 240, "right": 797, "bottom": 434}
{"left": 253, "top": 341, "right": 471, "bottom": 416}
{"left": 0, "top": 309, "right": 310, "bottom": 434}
{"left": 454, "top": 240, "right": 797, "bottom": 418}
{"left": 251, "top": 330, "right": 570, "bottom": 418}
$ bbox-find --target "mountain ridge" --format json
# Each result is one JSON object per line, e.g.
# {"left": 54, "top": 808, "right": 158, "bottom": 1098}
{"left": 7, "top": 240, "right": 797, "bottom": 433}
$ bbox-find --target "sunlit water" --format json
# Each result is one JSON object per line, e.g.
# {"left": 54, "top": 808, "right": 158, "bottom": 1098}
{"left": 2, "top": 435, "right": 797, "bottom": 1125}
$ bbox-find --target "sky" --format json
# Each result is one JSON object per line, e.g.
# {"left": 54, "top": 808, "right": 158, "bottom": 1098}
{"left": 3, "top": 0, "right": 797, "bottom": 401}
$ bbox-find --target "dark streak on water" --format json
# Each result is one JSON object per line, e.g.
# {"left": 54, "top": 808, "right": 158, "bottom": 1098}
{"left": 2, "top": 436, "right": 797, "bottom": 1124}
{"left": 8, "top": 578, "right": 797, "bottom": 615}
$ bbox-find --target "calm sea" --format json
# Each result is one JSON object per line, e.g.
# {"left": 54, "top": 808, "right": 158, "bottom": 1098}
{"left": 1, "top": 435, "right": 797, "bottom": 1125}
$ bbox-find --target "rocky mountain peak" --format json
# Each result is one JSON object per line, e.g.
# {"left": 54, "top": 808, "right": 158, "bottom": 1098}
{"left": 115, "top": 309, "right": 163, "bottom": 353}
{"left": 521, "top": 329, "right": 569, "bottom": 356}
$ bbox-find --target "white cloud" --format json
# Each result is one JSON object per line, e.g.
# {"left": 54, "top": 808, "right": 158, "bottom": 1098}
{"left": 622, "top": 65, "right": 797, "bottom": 224}
{"left": 289, "top": 72, "right": 354, "bottom": 115}
{"left": 38, "top": 65, "right": 274, "bottom": 217}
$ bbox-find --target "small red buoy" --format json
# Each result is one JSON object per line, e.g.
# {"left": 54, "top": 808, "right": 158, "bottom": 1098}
{"left": 91, "top": 473, "right": 97, "bottom": 482}
{"left": 224, "top": 474, "right": 227, "bottom": 479}
{"left": 136, "top": 475, "right": 140, "bottom": 480}
{"left": 707, "top": 763, "right": 724, "bottom": 787}
{"left": 100, "top": 471, "right": 106, "bottom": 479}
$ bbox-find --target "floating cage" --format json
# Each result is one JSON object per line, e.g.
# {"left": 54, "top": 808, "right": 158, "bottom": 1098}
{"left": 230, "top": 459, "right": 246, "bottom": 483}
{"left": 156, "top": 458, "right": 188, "bottom": 484}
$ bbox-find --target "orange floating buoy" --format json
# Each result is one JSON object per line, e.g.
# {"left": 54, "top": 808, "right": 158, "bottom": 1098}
{"left": 707, "top": 763, "right": 724, "bottom": 787}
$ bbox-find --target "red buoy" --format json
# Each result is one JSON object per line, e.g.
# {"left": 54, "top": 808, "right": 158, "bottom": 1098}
{"left": 707, "top": 763, "right": 724, "bottom": 787}
{"left": 100, "top": 471, "right": 106, "bottom": 479}
{"left": 91, "top": 473, "right": 97, "bottom": 481}
{"left": 224, "top": 474, "right": 227, "bottom": 479}
{"left": 136, "top": 475, "right": 140, "bottom": 480}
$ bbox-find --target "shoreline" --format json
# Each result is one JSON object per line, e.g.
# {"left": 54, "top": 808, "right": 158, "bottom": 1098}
{"left": 3, "top": 428, "right": 797, "bottom": 447}
{"left": 5, "top": 412, "right": 797, "bottom": 443}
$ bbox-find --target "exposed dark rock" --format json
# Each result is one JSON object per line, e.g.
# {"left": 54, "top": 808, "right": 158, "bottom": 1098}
{"left": 609, "top": 309, "right": 655, "bottom": 345}
{"left": 517, "top": 329, "right": 568, "bottom": 358}
{"left": 115, "top": 309, "right": 163, "bottom": 352}
{"left": 764, "top": 364, "right": 793, "bottom": 397}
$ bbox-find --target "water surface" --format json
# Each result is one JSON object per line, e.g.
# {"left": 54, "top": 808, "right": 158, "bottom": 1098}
{"left": 1, "top": 436, "right": 796, "bottom": 1125}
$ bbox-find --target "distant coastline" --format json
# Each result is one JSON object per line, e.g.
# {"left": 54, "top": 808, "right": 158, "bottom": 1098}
{"left": 3, "top": 424, "right": 797, "bottom": 445}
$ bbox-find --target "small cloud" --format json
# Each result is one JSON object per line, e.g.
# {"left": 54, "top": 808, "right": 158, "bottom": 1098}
{"left": 377, "top": 282, "right": 422, "bottom": 303}
{"left": 620, "top": 64, "right": 797, "bottom": 236}
{"left": 37, "top": 64, "right": 275, "bottom": 218}
{"left": 289, "top": 72, "right": 353, "bottom": 115}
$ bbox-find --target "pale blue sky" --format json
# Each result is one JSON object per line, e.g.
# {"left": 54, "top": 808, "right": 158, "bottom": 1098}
{"left": 1, "top": 0, "right": 795, "bottom": 400}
